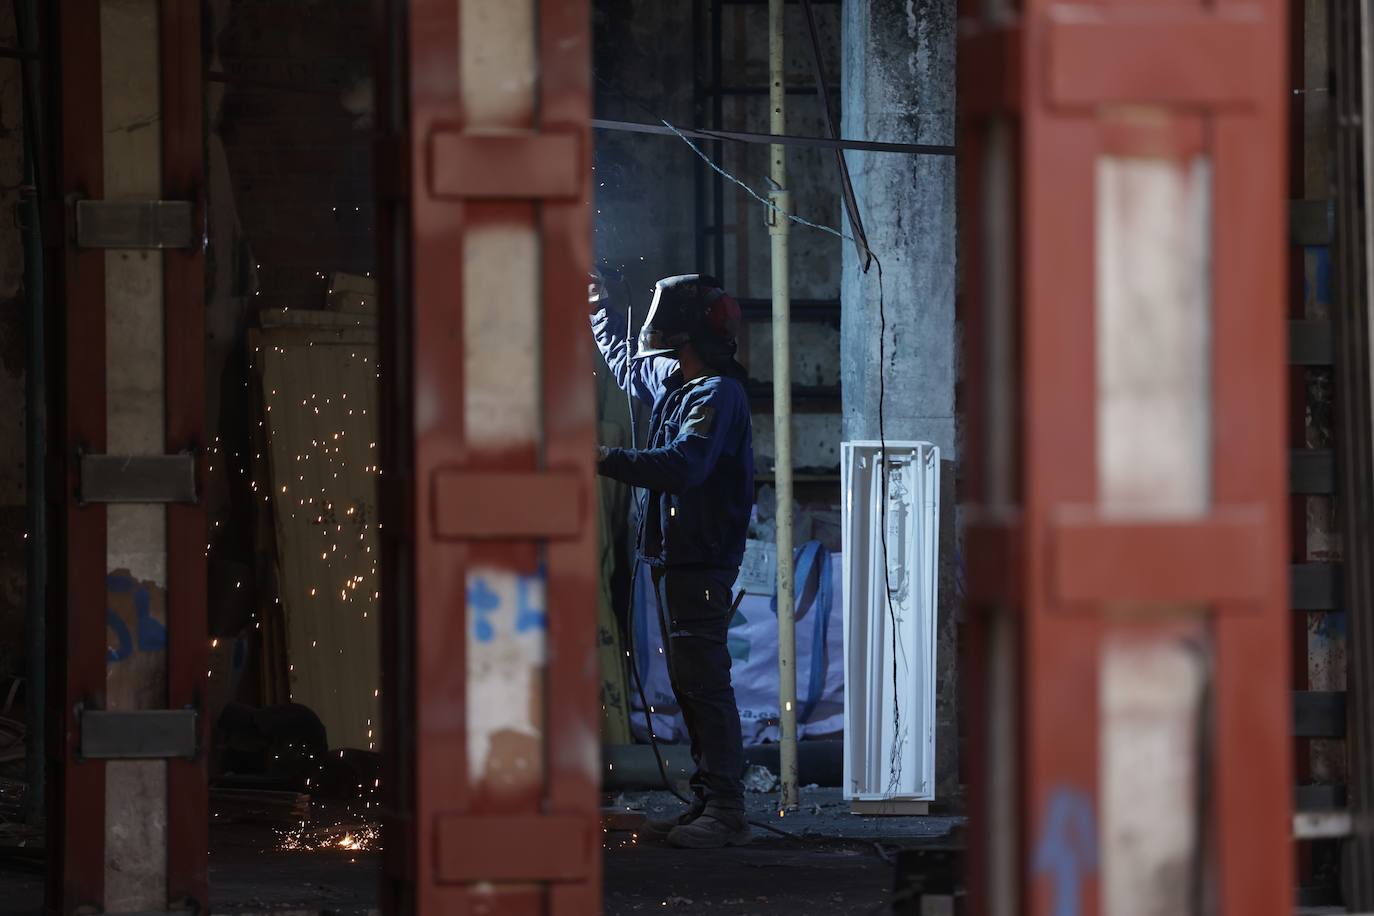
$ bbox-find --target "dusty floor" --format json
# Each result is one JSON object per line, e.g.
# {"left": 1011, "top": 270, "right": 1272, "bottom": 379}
{"left": 0, "top": 789, "right": 962, "bottom": 914}
{"left": 604, "top": 789, "right": 961, "bottom": 916}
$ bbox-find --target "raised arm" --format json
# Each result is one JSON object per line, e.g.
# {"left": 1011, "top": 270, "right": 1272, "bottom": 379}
{"left": 589, "top": 282, "right": 678, "bottom": 405}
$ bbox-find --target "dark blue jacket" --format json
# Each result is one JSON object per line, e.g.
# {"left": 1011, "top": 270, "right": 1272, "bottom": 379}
{"left": 592, "top": 303, "right": 755, "bottom": 571}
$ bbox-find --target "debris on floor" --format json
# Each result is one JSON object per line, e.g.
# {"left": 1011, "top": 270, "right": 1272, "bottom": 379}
{"left": 743, "top": 763, "right": 779, "bottom": 793}
{"left": 211, "top": 787, "right": 310, "bottom": 825}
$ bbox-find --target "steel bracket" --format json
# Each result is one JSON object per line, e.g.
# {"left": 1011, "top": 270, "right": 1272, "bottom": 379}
{"left": 1050, "top": 506, "right": 1272, "bottom": 607}
{"left": 75, "top": 199, "right": 195, "bottom": 249}
{"left": 428, "top": 129, "right": 582, "bottom": 200}
{"left": 79, "top": 452, "right": 197, "bottom": 504}
{"left": 79, "top": 708, "right": 198, "bottom": 760}
{"left": 432, "top": 469, "right": 583, "bottom": 539}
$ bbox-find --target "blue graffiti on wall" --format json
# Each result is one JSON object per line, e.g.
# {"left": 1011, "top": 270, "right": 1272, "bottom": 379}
{"left": 514, "top": 575, "right": 545, "bottom": 634}
{"left": 1033, "top": 787, "right": 1099, "bottom": 916}
{"left": 106, "top": 573, "right": 166, "bottom": 662}
{"left": 467, "top": 571, "right": 546, "bottom": 644}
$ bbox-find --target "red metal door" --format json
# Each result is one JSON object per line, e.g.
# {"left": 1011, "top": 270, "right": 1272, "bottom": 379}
{"left": 377, "top": 1, "right": 600, "bottom": 913}
{"left": 959, "top": 0, "right": 1291, "bottom": 914}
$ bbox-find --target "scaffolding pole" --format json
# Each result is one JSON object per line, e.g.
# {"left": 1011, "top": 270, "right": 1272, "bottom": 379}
{"left": 769, "top": 0, "right": 799, "bottom": 812}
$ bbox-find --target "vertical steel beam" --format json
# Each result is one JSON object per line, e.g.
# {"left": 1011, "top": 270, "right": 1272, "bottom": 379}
{"left": 376, "top": 0, "right": 415, "bottom": 910}
{"left": 540, "top": 3, "right": 601, "bottom": 911}
{"left": 1331, "top": 0, "right": 1374, "bottom": 902}
{"left": 384, "top": 0, "right": 599, "bottom": 912}
{"left": 54, "top": 0, "right": 107, "bottom": 911}
{"left": 959, "top": 0, "right": 1291, "bottom": 913}
{"left": 15, "top": 0, "right": 46, "bottom": 827}
{"left": 160, "top": 0, "right": 207, "bottom": 909}
{"left": 54, "top": 2, "right": 207, "bottom": 909}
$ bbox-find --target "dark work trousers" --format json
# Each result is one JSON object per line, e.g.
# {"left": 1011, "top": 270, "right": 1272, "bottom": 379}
{"left": 651, "top": 566, "right": 746, "bottom": 810}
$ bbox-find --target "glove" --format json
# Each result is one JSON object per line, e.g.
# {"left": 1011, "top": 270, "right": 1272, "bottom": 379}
{"left": 588, "top": 269, "right": 608, "bottom": 312}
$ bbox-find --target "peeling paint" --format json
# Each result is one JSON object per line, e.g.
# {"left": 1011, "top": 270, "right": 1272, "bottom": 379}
{"left": 466, "top": 568, "right": 546, "bottom": 788}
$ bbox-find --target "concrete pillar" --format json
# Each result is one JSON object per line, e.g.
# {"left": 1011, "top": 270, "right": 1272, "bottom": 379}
{"left": 840, "top": 0, "right": 959, "bottom": 799}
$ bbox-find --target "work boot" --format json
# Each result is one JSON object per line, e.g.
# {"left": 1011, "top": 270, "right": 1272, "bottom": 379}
{"left": 666, "top": 806, "right": 751, "bottom": 849}
{"left": 642, "top": 799, "right": 705, "bottom": 840}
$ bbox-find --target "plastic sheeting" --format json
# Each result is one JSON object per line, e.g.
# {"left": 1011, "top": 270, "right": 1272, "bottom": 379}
{"left": 628, "top": 543, "right": 844, "bottom": 746}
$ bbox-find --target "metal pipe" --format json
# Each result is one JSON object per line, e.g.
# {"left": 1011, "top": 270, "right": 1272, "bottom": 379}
{"left": 14, "top": 0, "right": 45, "bottom": 823}
{"left": 769, "top": 0, "right": 798, "bottom": 812}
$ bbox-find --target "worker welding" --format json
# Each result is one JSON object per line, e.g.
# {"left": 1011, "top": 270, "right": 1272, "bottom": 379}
{"left": 589, "top": 269, "right": 756, "bottom": 849}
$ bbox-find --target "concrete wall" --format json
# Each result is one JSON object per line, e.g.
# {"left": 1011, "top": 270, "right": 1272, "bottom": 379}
{"left": 841, "top": 0, "right": 959, "bottom": 799}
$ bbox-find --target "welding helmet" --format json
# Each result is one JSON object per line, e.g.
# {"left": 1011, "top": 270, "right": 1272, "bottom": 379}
{"left": 636, "top": 274, "right": 741, "bottom": 365}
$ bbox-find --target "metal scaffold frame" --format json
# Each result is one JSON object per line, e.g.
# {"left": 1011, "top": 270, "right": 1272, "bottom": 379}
{"left": 378, "top": 0, "right": 601, "bottom": 912}
{"left": 52, "top": 0, "right": 208, "bottom": 911}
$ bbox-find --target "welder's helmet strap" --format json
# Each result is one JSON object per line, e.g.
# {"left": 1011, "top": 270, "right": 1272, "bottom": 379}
{"left": 635, "top": 274, "right": 740, "bottom": 362}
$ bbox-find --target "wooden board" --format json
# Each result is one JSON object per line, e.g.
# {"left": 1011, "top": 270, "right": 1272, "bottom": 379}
{"left": 849, "top": 799, "right": 930, "bottom": 817}
{"left": 595, "top": 354, "right": 634, "bottom": 744}
{"left": 326, "top": 271, "right": 376, "bottom": 316}
{"left": 251, "top": 317, "right": 380, "bottom": 750}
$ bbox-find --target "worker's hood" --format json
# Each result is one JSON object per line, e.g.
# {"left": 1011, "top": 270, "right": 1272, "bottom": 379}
{"left": 635, "top": 274, "right": 741, "bottom": 362}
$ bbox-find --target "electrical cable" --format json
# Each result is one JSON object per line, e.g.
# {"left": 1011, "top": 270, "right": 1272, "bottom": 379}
{"left": 591, "top": 116, "right": 956, "bottom": 157}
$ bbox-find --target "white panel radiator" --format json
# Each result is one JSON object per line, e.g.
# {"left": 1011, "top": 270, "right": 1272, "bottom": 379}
{"left": 841, "top": 441, "right": 940, "bottom": 804}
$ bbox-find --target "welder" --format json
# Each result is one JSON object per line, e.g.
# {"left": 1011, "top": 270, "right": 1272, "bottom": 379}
{"left": 589, "top": 270, "right": 755, "bottom": 849}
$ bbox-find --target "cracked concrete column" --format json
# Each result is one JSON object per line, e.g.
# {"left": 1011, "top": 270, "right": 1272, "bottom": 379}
{"left": 841, "top": 0, "right": 959, "bottom": 800}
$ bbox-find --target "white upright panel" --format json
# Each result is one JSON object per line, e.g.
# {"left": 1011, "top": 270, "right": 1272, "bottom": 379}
{"left": 841, "top": 441, "right": 940, "bottom": 802}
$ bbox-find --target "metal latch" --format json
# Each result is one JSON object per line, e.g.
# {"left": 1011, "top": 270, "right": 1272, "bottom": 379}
{"left": 79, "top": 453, "right": 197, "bottom": 504}
{"left": 75, "top": 199, "right": 195, "bottom": 249}
{"left": 79, "top": 709, "right": 198, "bottom": 760}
